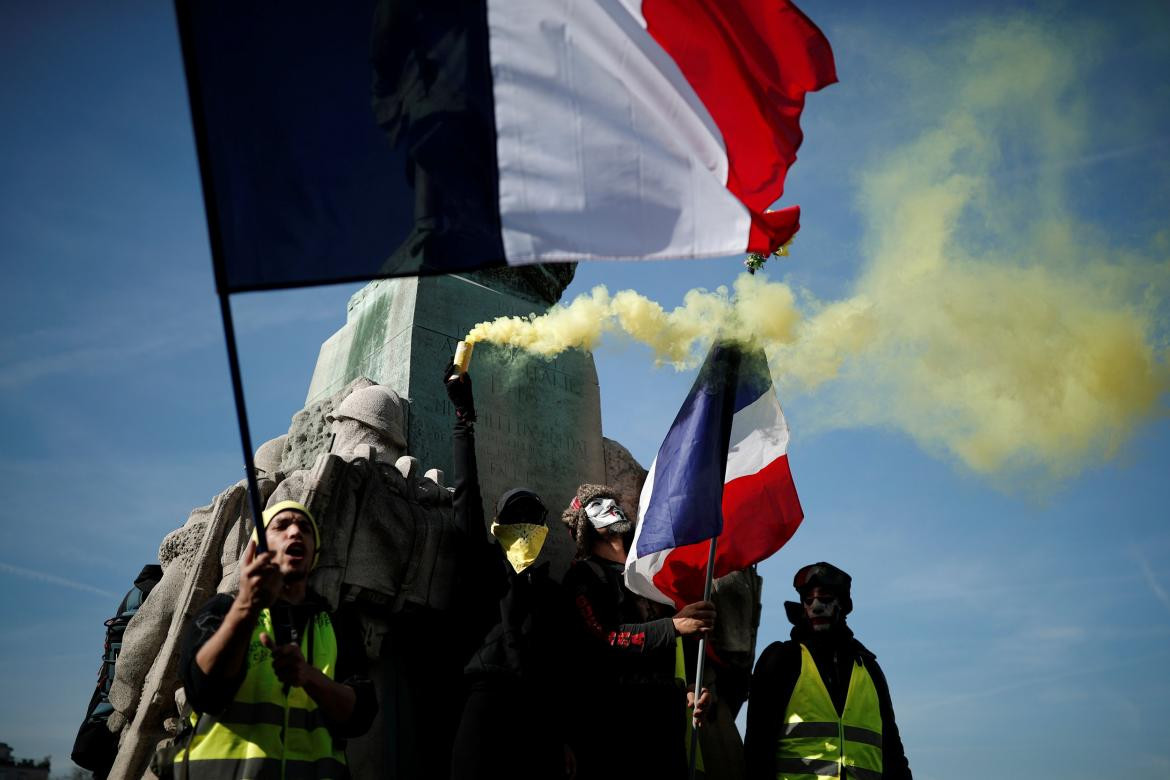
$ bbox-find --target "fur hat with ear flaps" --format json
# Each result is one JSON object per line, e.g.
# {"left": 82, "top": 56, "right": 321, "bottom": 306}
{"left": 562, "top": 483, "right": 622, "bottom": 559}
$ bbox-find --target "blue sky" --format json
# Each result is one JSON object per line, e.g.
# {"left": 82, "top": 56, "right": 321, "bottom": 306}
{"left": 1, "top": 1, "right": 1168, "bottom": 778}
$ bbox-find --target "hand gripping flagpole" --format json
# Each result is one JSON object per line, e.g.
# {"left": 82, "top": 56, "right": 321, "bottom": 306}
{"left": 218, "top": 287, "right": 299, "bottom": 650}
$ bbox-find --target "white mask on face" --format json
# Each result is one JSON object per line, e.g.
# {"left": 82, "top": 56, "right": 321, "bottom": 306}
{"left": 584, "top": 497, "right": 626, "bottom": 530}
{"left": 803, "top": 595, "right": 841, "bottom": 632}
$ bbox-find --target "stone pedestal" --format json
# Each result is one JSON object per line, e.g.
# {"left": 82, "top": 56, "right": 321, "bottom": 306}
{"left": 304, "top": 273, "right": 606, "bottom": 520}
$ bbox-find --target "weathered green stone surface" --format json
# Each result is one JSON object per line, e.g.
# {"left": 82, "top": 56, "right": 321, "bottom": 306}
{"left": 305, "top": 273, "right": 606, "bottom": 521}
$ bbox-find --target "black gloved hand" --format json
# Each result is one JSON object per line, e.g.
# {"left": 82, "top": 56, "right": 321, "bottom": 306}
{"left": 443, "top": 362, "right": 476, "bottom": 422}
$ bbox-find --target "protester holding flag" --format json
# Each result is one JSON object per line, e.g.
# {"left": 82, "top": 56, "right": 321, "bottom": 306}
{"left": 619, "top": 342, "right": 806, "bottom": 778}
{"left": 561, "top": 483, "right": 714, "bottom": 779}
{"left": 445, "top": 367, "right": 580, "bottom": 780}
{"left": 744, "top": 563, "right": 912, "bottom": 780}
{"left": 175, "top": 502, "right": 376, "bottom": 778}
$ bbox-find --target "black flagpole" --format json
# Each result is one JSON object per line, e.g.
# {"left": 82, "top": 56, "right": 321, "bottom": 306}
{"left": 175, "top": 0, "right": 267, "bottom": 553}
{"left": 688, "top": 535, "right": 718, "bottom": 780}
{"left": 216, "top": 290, "right": 269, "bottom": 554}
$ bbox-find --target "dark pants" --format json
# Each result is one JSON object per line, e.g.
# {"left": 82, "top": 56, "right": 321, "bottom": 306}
{"left": 573, "top": 681, "right": 688, "bottom": 780}
{"left": 451, "top": 676, "right": 564, "bottom": 780}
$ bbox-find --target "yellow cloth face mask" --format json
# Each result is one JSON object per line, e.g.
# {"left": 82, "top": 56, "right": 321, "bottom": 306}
{"left": 490, "top": 522, "right": 549, "bottom": 573}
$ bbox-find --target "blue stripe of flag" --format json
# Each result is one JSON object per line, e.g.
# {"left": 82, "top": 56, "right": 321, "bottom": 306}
{"left": 635, "top": 343, "right": 772, "bottom": 557}
{"left": 733, "top": 348, "right": 772, "bottom": 413}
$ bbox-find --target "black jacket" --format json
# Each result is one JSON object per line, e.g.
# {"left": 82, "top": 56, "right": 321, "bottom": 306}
{"left": 563, "top": 556, "right": 696, "bottom": 779}
{"left": 564, "top": 556, "right": 679, "bottom": 687}
{"left": 72, "top": 564, "right": 164, "bottom": 779}
{"left": 452, "top": 415, "right": 577, "bottom": 697}
{"left": 744, "top": 617, "right": 912, "bottom": 780}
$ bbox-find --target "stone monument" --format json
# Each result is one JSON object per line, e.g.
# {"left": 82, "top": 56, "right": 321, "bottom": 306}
{"left": 298, "top": 267, "right": 606, "bottom": 523}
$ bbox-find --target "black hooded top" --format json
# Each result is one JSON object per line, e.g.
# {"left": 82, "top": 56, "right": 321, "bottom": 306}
{"left": 452, "top": 413, "right": 578, "bottom": 699}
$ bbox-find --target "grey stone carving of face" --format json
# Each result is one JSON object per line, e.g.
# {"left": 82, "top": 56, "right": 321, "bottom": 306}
{"left": 327, "top": 385, "right": 408, "bottom": 463}
{"left": 329, "top": 417, "right": 405, "bottom": 462}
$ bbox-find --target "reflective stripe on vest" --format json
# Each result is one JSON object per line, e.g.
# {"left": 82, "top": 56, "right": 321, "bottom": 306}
{"left": 776, "top": 644, "right": 883, "bottom": 780}
{"left": 180, "top": 608, "right": 348, "bottom": 780}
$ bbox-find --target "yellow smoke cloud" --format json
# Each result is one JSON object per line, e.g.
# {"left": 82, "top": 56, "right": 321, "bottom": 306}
{"left": 829, "top": 15, "right": 1170, "bottom": 477}
{"left": 467, "top": 14, "right": 1169, "bottom": 480}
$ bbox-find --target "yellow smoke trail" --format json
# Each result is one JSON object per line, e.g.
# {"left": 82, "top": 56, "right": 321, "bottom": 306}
{"left": 466, "top": 274, "right": 803, "bottom": 369}
{"left": 467, "top": 14, "right": 1170, "bottom": 480}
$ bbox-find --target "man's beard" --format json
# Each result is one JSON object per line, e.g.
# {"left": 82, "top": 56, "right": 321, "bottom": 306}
{"left": 601, "top": 518, "right": 634, "bottom": 536}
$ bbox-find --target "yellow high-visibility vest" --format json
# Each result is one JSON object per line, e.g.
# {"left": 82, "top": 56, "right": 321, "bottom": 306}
{"left": 776, "top": 644, "right": 883, "bottom": 780}
{"left": 178, "top": 608, "right": 348, "bottom": 780}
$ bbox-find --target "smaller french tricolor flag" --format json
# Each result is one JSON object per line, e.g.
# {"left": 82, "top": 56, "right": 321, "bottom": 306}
{"left": 626, "top": 343, "right": 803, "bottom": 608}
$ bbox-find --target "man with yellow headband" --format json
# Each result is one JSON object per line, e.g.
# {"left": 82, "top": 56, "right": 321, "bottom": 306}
{"left": 444, "top": 364, "right": 580, "bottom": 780}
{"left": 175, "top": 501, "right": 376, "bottom": 778}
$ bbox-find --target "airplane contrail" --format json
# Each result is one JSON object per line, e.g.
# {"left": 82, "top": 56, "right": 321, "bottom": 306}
{"left": 1133, "top": 548, "right": 1170, "bottom": 615}
{"left": 0, "top": 561, "right": 117, "bottom": 599}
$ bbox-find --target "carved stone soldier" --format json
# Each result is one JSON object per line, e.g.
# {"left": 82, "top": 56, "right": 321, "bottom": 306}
{"left": 272, "top": 380, "right": 464, "bottom": 780}
{"left": 107, "top": 436, "right": 286, "bottom": 780}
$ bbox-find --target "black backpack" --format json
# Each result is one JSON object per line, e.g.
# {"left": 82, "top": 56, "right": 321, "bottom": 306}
{"left": 71, "top": 564, "right": 164, "bottom": 779}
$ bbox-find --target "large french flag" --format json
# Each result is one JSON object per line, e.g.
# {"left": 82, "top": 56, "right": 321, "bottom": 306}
{"left": 626, "top": 343, "right": 803, "bottom": 608}
{"left": 176, "top": 0, "right": 836, "bottom": 293}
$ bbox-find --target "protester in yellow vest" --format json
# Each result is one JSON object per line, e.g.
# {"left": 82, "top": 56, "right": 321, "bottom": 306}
{"left": 176, "top": 501, "right": 376, "bottom": 779}
{"left": 744, "top": 563, "right": 911, "bottom": 780}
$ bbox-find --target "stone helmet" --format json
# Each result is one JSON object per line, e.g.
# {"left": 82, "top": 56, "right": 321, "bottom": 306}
{"left": 327, "top": 385, "right": 407, "bottom": 450}
{"left": 253, "top": 434, "right": 287, "bottom": 477}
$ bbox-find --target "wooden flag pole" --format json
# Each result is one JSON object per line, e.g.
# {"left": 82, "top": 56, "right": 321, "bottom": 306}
{"left": 688, "top": 534, "right": 718, "bottom": 780}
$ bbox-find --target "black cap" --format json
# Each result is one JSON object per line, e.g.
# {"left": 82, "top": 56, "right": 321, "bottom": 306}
{"left": 495, "top": 488, "right": 548, "bottom": 526}
{"left": 793, "top": 562, "right": 853, "bottom": 615}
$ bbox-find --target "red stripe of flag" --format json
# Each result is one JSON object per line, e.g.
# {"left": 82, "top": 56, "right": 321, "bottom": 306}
{"left": 642, "top": 0, "right": 837, "bottom": 252}
{"left": 651, "top": 455, "right": 804, "bottom": 608}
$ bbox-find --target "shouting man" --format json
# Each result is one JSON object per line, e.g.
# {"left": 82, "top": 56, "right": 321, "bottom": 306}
{"left": 175, "top": 501, "right": 376, "bottom": 778}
